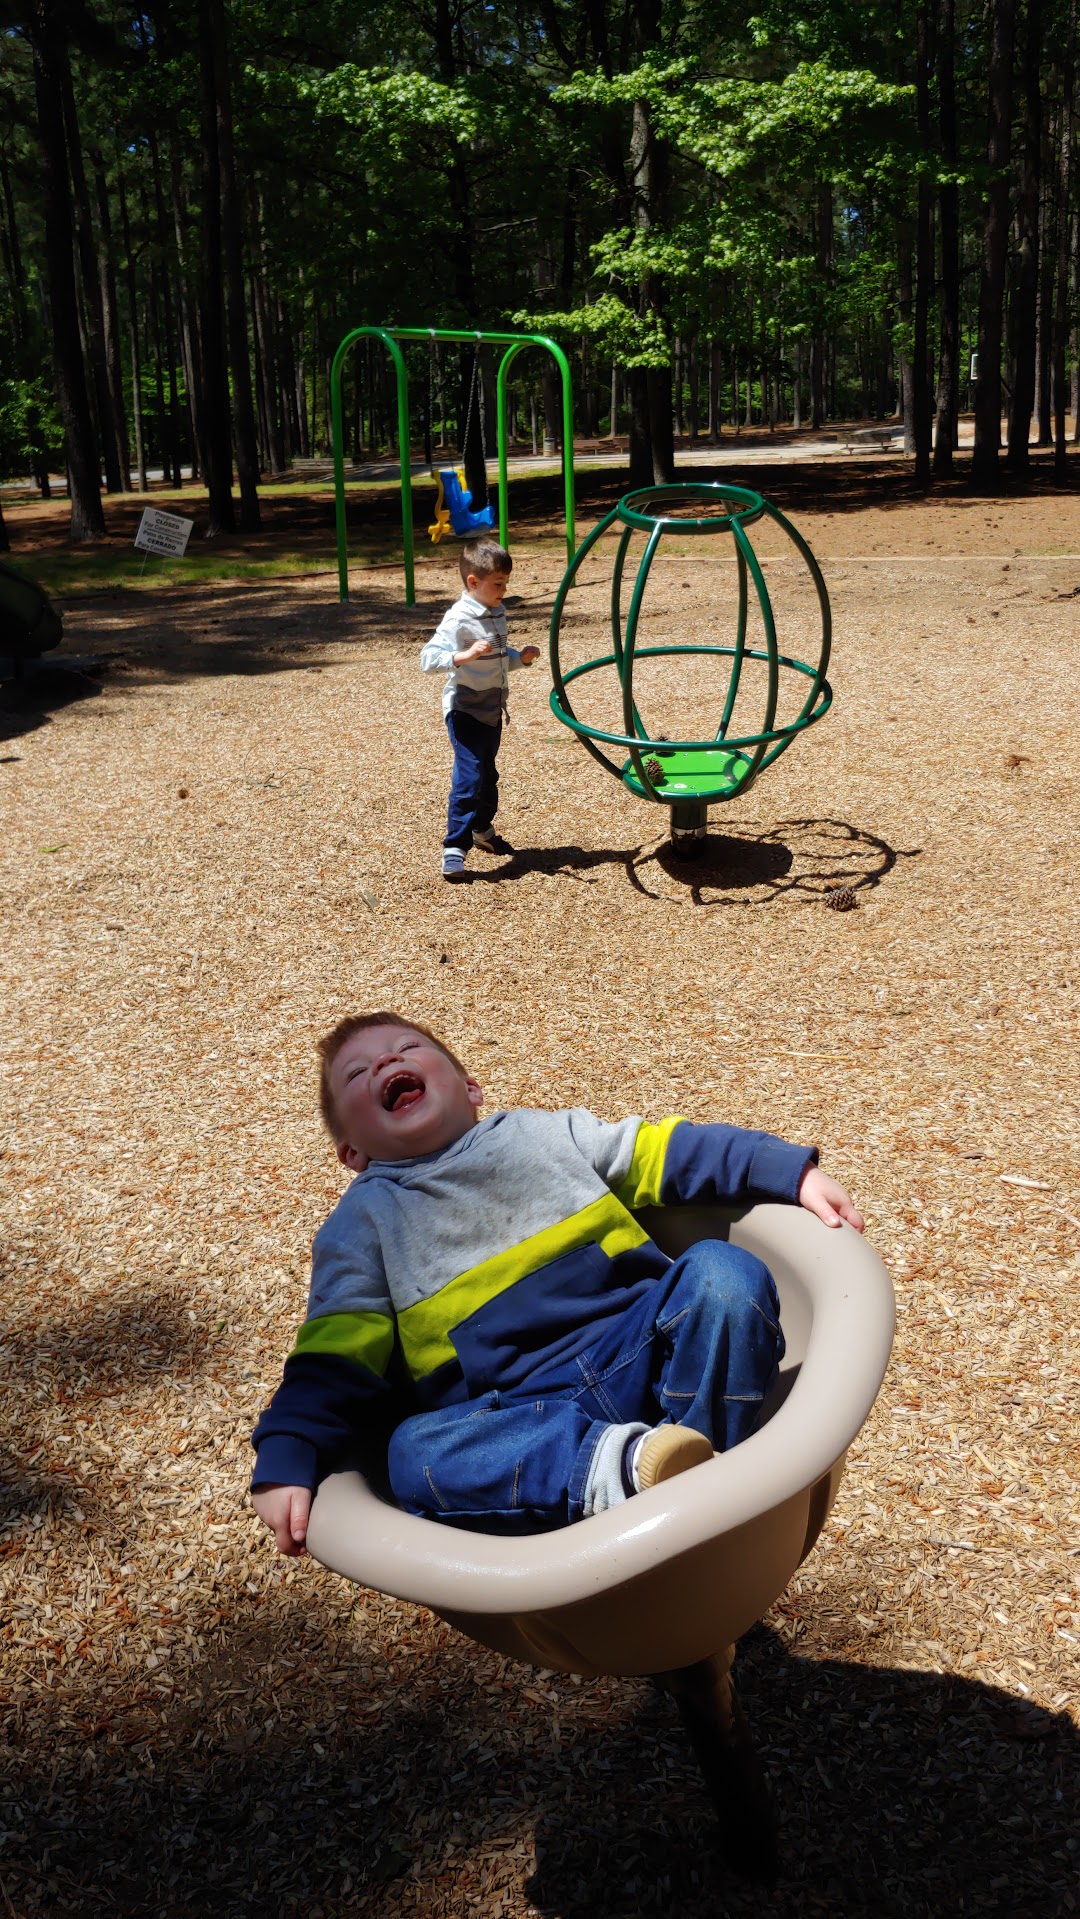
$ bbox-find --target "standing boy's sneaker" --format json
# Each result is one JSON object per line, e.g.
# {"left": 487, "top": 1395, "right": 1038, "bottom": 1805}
{"left": 472, "top": 827, "right": 514, "bottom": 855}
{"left": 441, "top": 849, "right": 467, "bottom": 882}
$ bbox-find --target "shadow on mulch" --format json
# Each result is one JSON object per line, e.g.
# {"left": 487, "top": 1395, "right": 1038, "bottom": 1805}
{"left": 1, "top": 579, "right": 434, "bottom": 729}
{"left": 3, "top": 1614, "right": 1074, "bottom": 1917}
{"left": 0, "top": 1289, "right": 227, "bottom": 1527}
{"left": 527, "top": 1625, "right": 1078, "bottom": 1918}
{"left": 0, "top": 659, "right": 105, "bottom": 743}
{"left": 465, "top": 817, "right": 919, "bottom": 906}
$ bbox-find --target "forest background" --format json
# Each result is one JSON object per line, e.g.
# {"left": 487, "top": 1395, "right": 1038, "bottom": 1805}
{"left": 1, "top": 0, "right": 1077, "bottom": 552}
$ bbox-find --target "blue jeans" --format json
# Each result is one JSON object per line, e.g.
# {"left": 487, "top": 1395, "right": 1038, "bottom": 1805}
{"left": 445, "top": 710, "right": 501, "bottom": 851}
{"left": 387, "top": 1240, "right": 784, "bottom": 1535}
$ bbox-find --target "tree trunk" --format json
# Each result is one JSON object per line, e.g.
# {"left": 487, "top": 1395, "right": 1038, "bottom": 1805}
{"left": 90, "top": 153, "right": 131, "bottom": 490}
{"left": 811, "top": 184, "right": 832, "bottom": 428}
{"left": 294, "top": 290, "right": 309, "bottom": 458}
{"left": 2, "top": 150, "right": 49, "bottom": 495}
{"left": 897, "top": 222, "right": 915, "bottom": 449}
{"left": 627, "top": 0, "right": 674, "bottom": 485}
{"left": 1036, "top": 167, "right": 1054, "bottom": 444}
{"left": 144, "top": 135, "right": 182, "bottom": 487}
{"left": 57, "top": 41, "right": 122, "bottom": 493}
{"left": 1054, "top": 0, "right": 1077, "bottom": 476}
{"left": 1006, "top": 0, "right": 1042, "bottom": 470}
{"left": 252, "top": 263, "right": 286, "bottom": 474}
{"left": 0, "top": 149, "right": 29, "bottom": 342}
{"left": 627, "top": 368, "right": 652, "bottom": 485}
{"left": 972, "top": 0, "right": 1017, "bottom": 487}
{"left": 30, "top": 0, "right": 104, "bottom": 541}
{"left": 203, "top": 0, "right": 260, "bottom": 526}
{"left": 170, "top": 154, "right": 203, "bottom": 482}
{"left": 913, "top": 0, "right": 934, "bottom": 482}
{"left": 196, "top": 0, "right": 236, "bottom": 534}
{"left": 1070, "top": 212, "right": 1080, "bottom": 440}
{"left": 117, "top": 171, "right": 148, "bottom": 492}
{"left": 148, "top": 260, "right": 170, "bottom": 486}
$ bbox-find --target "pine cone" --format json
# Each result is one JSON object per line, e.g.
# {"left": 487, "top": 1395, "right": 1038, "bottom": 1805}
{"left": 643, "top": 756, "right": 666, "bottom": 782}
{"left": 824, "top": 885, "right": 858, "bottom": 911}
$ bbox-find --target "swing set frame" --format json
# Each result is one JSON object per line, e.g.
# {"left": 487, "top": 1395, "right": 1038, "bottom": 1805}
{"left": 330, "top": 326, "right": 576, "bottom": 605}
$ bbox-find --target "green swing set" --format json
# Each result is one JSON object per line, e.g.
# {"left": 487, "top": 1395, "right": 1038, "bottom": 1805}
{"left": 330, "top": 325, "right": 576, "bottom": 605}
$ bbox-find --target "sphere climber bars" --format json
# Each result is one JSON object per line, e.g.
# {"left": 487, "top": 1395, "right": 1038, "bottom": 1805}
{"left": 548, "top": 483, "right": 834, "bottom": 856}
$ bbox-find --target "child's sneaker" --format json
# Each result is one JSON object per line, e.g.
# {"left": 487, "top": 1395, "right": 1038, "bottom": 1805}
{"left": 635, "top": 1424, "right": 713, "bottom": 1491}
{"left": 472, "top": 826, "right": 514, "bottom": 855}
{"left": 441, "top": 849, "right": 467, "bottom": 882}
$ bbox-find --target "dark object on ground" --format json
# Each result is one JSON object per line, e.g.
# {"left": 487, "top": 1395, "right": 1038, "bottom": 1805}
{"left": 824, "top": 885, "right": 859, "bottom": 910}
{"left": 0, "top": 561, "right": 64, "bottom": 679}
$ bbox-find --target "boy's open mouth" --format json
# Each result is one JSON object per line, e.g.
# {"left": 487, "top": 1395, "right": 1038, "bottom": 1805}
{"left": 382, "top": 1071, "right": 425, "bottom": 1113}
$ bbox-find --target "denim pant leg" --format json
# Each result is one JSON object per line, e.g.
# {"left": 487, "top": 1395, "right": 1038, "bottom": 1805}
{"left": 386, "top": 1391, "right": 612, "bottom": 1535}
{"left": 445, "top": 711, "right": 501, "bottom": 850}
{"left": 651, "top": 1239, "right": 785, "bottom": 1452}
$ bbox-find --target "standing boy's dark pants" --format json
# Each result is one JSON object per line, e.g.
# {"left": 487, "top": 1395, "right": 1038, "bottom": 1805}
{"left": 444, "top": 709, "right": 501, "bottom": 851}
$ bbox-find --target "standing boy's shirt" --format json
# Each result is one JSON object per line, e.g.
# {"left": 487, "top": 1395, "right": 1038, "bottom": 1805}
{"left": 250, "top": 1108, "right": 816, "bottom": 1493}
{"left": 420, "top": 590, "right": 527, "bottom": 724}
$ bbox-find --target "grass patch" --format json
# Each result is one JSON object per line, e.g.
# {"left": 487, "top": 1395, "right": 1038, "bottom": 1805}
{"left": 17, "top": 548, "right": 339, "bottom": 597}
{"left": 3, "top": 468, "right": 591, "bottom": 599}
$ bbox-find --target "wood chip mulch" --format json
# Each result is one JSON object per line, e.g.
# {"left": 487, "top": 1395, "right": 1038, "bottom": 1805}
{"left": 1, "top": 503, "right": 1077, "bottom": 1916}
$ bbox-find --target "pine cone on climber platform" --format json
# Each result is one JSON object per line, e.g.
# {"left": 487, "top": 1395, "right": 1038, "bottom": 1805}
{"left": 643, "top": 756, "right": 665, "bottom": 782}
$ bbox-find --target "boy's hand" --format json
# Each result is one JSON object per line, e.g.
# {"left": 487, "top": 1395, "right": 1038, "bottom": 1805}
{"left": 455, "top": 638, "right": 495, "bottom": 664}
{"left": 252, "top": 1483, "right": 312, "bottom": 1555}
{"left": 519, "top": 645, "right": 541, "bottom": 666}
{"left": 798, "top": 1165, "right": 865, "bottom": 1234}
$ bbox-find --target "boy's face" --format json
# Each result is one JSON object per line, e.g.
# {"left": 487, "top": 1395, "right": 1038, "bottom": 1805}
{"left": 467, "top": 569, "right": 510, "bottom": 609}
{"left": 328, "top": 1024, "right": 483, "bottom": 1172}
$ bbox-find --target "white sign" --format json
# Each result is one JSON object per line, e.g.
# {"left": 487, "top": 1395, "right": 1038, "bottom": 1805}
{"left": 134, "top": 507, "right": 194, "bottom": 558}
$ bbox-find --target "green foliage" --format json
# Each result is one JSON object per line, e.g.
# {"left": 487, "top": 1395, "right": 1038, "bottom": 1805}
{"left": 0, "top": 375, "right": 61, "bottom": 483}
{"left": 3, "top": 0, "right": 1074, "bottom": 514}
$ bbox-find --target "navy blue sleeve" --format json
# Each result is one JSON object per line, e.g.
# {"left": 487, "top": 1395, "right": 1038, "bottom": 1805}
{"left": 250, "top": 1354, "right": 400, "bottom": 1493}
{"left": 660, "top": 1121, "right": 818, "bottom": 1207}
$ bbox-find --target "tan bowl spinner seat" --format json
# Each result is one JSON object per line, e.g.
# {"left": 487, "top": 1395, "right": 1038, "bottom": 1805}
{"left": 307, "top": 1204, "right": 894, "bottom": 1676}
{"left": 307, "top": 1203, "right": 893, "bottom": 1881}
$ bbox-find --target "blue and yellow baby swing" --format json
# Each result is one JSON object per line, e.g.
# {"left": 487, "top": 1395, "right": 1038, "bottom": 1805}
{"left": 428, "top": 342, "right": 498, "bottom": 542}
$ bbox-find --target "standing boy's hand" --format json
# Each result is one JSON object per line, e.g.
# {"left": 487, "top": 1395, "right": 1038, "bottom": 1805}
{"left": 454, "top": 638, "right": 496, "bottom": 664}
{"left": 797, "top": 1165, "right": 865, "bottom": 1233}
{"left": 252, "top": 1483, "right": 312, "bottom": 1555}
{"left": 519, "top": 646, "right": 541, "bottom": 665}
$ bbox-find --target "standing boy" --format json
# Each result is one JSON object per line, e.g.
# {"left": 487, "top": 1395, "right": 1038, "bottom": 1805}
{"left": 420, "top": 538, "right": 540, "bottom": 881}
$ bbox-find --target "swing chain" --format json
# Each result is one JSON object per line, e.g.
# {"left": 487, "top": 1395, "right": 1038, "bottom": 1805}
{"left": 462, "top": 335, "right": 487, "bottom": 465}
{"left": 428, "top": 331, "right": 438, "bottom": 475}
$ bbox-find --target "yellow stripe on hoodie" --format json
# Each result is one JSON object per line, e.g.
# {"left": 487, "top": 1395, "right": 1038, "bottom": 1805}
{"left": 396, "top": 1191, "right": 651, "bottom": 1379}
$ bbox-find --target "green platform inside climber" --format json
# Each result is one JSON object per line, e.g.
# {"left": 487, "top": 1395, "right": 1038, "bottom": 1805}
{"left": 620, "top": 746, "right": 752, "bottom": 802}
